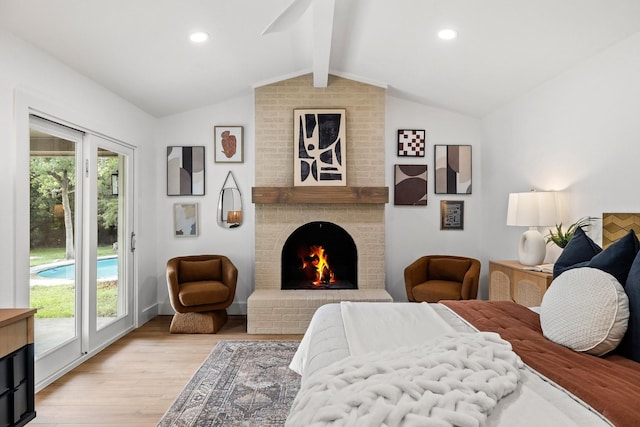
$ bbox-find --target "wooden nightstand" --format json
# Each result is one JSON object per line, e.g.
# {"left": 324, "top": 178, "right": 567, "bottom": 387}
{"left": 489, "top": 260, "right": 554, "bottom": 307}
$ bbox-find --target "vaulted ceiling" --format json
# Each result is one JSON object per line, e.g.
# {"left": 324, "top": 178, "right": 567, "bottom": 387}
{"left": 1, "top": 0, "right": 639, "bottom": 118}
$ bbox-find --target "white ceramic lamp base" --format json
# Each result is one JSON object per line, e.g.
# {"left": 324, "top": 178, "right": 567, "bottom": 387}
{"left": 518, "top": 228, "right": 546, "bottom": 266}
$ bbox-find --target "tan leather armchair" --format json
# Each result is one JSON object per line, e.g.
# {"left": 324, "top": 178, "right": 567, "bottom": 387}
{"left": 404, "top": 255, "right": 480, "bottom": 303}
{"left": 166, "top": 254, "right": 238, "bottom": 333}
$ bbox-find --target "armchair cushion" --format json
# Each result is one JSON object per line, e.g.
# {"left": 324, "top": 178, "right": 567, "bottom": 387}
{"left": 179, "top": 259, "right": 222, "bottom": 282}
{"left": 178, "top": 281, "right": 230, "bottom": 307}
{"left": 429, "top": 258, "right": 471, "bottom": 283}
{"left": 412, "top": 280, "right": 463, "bottom": 302}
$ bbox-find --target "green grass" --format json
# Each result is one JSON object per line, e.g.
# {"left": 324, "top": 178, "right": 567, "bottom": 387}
{"left": 31, "top": 284, "right": 75, "bottom": 318}
{"left": 30, "top": 247, "right": 69, "bottom": 267}
{"left": 96, "top": 281, "right": 119, "bottom": 318}
{"left": 30, "top": 246, "right": 119, "bottom": 318}
{"left": 31, "top": 281, "right": 119, "bottom": 318}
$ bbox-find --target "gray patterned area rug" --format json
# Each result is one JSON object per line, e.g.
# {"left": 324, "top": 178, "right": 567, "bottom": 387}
{"left": 157, "top": 340, "right": 301, "bottom": 427}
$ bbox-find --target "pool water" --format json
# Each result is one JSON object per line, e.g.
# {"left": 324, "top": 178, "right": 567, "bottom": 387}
{"left": 37, "top": 257, "right": 118, "bottom": 280}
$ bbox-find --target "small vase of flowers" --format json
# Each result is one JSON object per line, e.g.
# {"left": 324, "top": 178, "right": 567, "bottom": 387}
{"left": 546, "top": 216, "right": 597, "bottom": 248}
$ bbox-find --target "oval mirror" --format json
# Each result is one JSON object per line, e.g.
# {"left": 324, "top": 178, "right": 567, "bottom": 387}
{"left": 217, "top": 171, "right": 242, "bottom": 228}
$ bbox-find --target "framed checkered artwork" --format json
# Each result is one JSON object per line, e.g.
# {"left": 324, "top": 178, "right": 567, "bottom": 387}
{"left": 397, "top": 129, "right": 426, "bottom": 157}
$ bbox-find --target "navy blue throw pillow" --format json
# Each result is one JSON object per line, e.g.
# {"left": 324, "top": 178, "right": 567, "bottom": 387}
{"left": 587, "top": 230, "right": 640, "bottom": 285}
{"left": 553, "top": 227, "right": 602, "bottom": 278}
{"left": 619, "top": 250, "right": 640, "bottom": 363}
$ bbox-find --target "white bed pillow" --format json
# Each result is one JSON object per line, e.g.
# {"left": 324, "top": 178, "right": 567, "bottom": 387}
{"left": 540, "top": 267, "right": 629, "bottom": 356}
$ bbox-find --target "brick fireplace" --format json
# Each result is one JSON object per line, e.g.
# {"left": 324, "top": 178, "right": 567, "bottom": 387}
{"left": 248, "top": 74, "right": 392, "bottom": 334}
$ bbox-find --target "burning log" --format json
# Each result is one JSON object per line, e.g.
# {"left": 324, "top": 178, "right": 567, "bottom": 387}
{"left": 298, "top": 245, "right": 335, "bottom": 286}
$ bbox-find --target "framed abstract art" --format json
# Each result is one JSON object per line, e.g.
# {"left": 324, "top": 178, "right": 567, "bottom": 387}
{"left": 394, "top": 164, "right": 427, "bottom": 206}
{"left": 174, "top": 203, "right": 198, "bottom": 237}
{"left": 166, "top": 146, "right": 205, "bottom": 196}
{"left": 434, "top": 145, "right": 472, "bottom": 194}
{"left": 440, "top": 200, "right": 464, "bottom": 230}
{"left": 293, "top": 109, "right": 346, "bottom": 186}
{"left": 214, "top": 126, "right": 243, "bottom": 163}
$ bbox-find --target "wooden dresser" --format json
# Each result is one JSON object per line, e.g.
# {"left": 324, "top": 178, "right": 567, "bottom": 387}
{"left": 0, "top": 309, "right": 36, "bottom": 427}
{"left": 489, "top": 260, "right": 553, "bottom": 307}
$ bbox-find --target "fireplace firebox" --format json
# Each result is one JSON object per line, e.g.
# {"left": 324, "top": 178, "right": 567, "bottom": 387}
{"left": 281, "top": 221, "right": 357, "bottom": 289}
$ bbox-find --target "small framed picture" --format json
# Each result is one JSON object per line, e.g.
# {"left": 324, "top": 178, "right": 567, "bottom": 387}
{"left": 397, "top": 129, "right": 425, "bottom": 157}
{"left": 214, "top": 126, "right": 243, "bottom": 163}
{"left": 440, "top": 200, "right": 464, "bottom": 230}
{"left": 174, "top": 203, "right": 198, "bottom": 237}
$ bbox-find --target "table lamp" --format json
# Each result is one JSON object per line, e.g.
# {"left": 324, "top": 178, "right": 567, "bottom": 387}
{"left": 507, "top": 191, "right": 559, "bottom": 265}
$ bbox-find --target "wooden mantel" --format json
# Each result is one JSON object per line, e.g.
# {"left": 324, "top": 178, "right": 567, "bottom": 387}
{"left": 252, "top": 186, "right": 388, "bottom": 204}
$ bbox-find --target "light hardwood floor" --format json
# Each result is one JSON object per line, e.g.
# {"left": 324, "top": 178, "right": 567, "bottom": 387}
{"left": 32, "top": 315, "right": 302, "bottom": 427}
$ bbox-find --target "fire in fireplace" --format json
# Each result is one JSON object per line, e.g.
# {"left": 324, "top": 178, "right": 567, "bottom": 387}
{"left": 281, "top": 221, "right": 357, "bottom": 290}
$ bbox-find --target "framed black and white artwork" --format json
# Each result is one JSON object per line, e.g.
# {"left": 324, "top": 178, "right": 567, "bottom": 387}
{"left": 293, "top": 109, "right": 346, "bottom": 186}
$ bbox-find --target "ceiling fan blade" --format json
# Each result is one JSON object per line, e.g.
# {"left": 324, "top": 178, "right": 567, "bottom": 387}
{"left": 261, "top": 0, "right": 313, "bottom": 35}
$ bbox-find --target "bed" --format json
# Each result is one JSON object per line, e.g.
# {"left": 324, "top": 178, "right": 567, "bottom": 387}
{"left": 285, "top": 218, "right": 640, "bottom": 426}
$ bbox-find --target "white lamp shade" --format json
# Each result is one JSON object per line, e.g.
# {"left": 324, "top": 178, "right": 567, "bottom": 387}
{"left": 507, "top": 191, "right": 559, "bottom": 227}
{"left": 507, "top": 191, "right": 560, "bottom": 265}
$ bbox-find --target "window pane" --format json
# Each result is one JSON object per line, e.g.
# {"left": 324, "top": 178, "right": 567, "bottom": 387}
{"left": 30, "top": 127, "right": 78, "bottom": 356}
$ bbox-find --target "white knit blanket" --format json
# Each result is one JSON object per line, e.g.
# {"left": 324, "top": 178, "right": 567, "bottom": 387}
{"left": 286, "top": 332, "right": 522, "bottom": 427}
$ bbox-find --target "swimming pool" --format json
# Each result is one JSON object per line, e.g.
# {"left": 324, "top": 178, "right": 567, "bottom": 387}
{"left": 37, "top": 257, "right": 118, "bottom": 280}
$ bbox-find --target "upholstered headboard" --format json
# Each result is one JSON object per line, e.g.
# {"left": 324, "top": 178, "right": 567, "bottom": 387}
{"left": 603, "top": 213, "right": 640, "bottom": 249}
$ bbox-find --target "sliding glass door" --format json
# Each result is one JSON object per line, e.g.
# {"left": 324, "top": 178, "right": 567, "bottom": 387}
{"left": 29, "top": 116, "right": 135, "bottom": 386}
{"left": 86, "top": 135, "right": 135, "bottom": 351}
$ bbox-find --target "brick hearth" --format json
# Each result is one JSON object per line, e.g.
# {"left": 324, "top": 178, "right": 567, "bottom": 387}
{"left": 247, "top": 289, "right": 392, "bottom": 334}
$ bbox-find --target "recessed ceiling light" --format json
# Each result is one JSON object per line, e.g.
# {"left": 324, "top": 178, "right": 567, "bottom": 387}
{"left": 189, "top": 31, "right": 210, "bottom": 43}
{"left": 437, "top": 29, "right": 458, "bottom": 40}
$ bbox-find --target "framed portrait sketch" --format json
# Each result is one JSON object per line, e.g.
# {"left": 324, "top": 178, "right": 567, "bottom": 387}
{"left": 434, "top": 145, "right": 472, "bottom": 194}
{"left": 397, "top": 129, "right": 425, "bottom": 157}
{"left": 214, "top": 126, "right": 243, "bottom": 163}
{"left": 166, "top": 146, "right": 205, "bottom": 196}
{"left": 293, "top": 108, "right": 346, "bottom": 186}
{"left": 440, "top": 200, "right": 464, "bottom": 230}
{"left": 174, "top": 203, "right": 198, "bottom": 237}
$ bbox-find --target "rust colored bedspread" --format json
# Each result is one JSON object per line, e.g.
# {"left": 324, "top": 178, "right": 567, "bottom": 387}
{"left": 441, "top": 300, "right": 640, "bottom": 427}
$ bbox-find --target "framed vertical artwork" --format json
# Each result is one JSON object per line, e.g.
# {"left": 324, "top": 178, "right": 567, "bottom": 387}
{"left": 174, "top": 203, "right": 198, "bottom": 237}
{"left": 214, "top": 126, "right": 244, "bottom": 163}
{"left": 434, "top": 145, "right": 472, "bottom": 194}
{"left": 397, "top": 129, "right": 425, "bottom": 157}
{"left": 167, "top": 146, "right": 205, "bottom": 196}
{"left": 394, "top": 164, "right": 427, "bottom": 205}
{"left": 440, "top": 200, "right": 464, "bottom": 230}
{"left": 293, "top": 108, "right": 346, "bottom": 186}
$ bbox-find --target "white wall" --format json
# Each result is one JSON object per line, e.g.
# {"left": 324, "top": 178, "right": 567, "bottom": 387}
{"left": 155, "top": 95, "right": 255, "bottom": 315}
{"left": 0, "top": 30, "right": 158, "bottom": 323}
{"left": 385, "top": 96, "right": 484, "bottom": 301}
{"left": 482, "top": 32, "right": 640, "bottom": 290}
